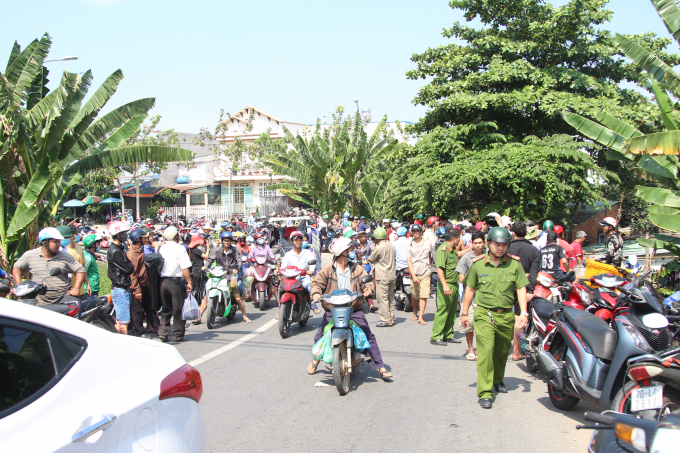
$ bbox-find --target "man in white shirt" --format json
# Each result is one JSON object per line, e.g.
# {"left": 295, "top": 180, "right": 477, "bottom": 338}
{"left": 280, "top": 231, "right": 318, "bottom": 312}
{"left": 158, "top": 226, "right": 193, "bottom": 343}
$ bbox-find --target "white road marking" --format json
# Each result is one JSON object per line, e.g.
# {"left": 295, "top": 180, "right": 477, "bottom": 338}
{"left": 188, "top": 317, "right": 279, "bottom": 367}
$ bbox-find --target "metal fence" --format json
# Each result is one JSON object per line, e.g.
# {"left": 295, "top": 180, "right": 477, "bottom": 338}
{"left": 163, "top": 205, "right": 257, "bottom": 221}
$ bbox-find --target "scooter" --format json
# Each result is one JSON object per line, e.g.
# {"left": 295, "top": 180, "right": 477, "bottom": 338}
{"left": 7, "top": 268, "right": 117, "bottom": 332}
{"left": 205, "top": 264, "right": 239, "bottom": 329}
{"left": 577, "top": 410, "right": 680, "bottom": 453}
{"left": 321, "top": 276, "right": 374, "bottom": 395}
{"left": 249, "top": 255, "right": 277, "bottom": 311}
{"left": 537, "top": 271, "right": 671, "bottom": 412}
{"left": 278, "top": 260, "right": 316, "bottom": 338}
{"left": 394, "top": 268, "right": 413, "bottom": 312}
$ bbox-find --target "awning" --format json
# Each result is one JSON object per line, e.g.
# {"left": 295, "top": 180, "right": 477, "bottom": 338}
{"left": 122, "top": 187, "right": 170, "bottom": 198}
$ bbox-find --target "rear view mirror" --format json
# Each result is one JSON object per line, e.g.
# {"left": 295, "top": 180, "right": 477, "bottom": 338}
{"left": 268, "top": 259, "right": 277, "bottom": 265}
{"left": 361, "top": 275, "right": 373, "bottom": 284}
{"left": 308, "top": 260, "right": 317, "bottom": 266}
{"left": 567, "top": 270, "right": 575, "bottom": 277}
{"left": 50, "top": 268, "right": 62, "bottom": 277}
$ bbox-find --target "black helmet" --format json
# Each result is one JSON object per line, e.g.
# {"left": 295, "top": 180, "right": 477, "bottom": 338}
{"left": 411, "top": 224, "right": 423, "bottom": 232}
{"left": 369, "top": 220, "right": 377, "bottom": 230}
{"left": 487, "top": 227, "right": 511, "bottom": 244}
{"left": 484, "top": 214, "right": 499, "bottom": 227}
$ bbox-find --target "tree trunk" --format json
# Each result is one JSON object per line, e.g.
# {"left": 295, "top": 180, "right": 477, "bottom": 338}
{"left": 135, "top": 163, "right": 140, "bottom": 221}
{"left": 117, "top": 177, "right": 126, "bottom": 216}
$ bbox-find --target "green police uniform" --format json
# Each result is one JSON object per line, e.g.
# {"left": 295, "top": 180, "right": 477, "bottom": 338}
{"left": 463, "top": 252, "right": 529, "bottom": 399}
{"left": 430, "top": 243, "right": 460, "bottom": 342}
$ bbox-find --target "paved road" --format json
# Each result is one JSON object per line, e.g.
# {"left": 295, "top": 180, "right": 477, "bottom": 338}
{"left": 171, "top": 252, "right": 595, "bottom": 453}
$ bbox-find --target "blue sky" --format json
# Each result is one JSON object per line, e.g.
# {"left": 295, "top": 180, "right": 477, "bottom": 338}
{"left": 1, "top": 0, "right": 671, "bottom": 133}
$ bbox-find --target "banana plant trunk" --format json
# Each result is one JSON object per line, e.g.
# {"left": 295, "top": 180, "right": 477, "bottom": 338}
{"left": 117, "top": 178, "right": 126, "bottom": 216}
{"left": 135, "top": 163, "right": 140, "bottom": 220}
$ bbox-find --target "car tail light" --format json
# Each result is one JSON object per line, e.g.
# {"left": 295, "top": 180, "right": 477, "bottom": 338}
{"left": 159, "top": 364, "right": 203, "bottom": 403}
{"left": 628, "top": 365, "right": 663, "bottom": 382}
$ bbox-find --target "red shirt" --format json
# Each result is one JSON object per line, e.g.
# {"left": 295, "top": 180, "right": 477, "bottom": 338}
{"left": 414, "top": 220, "right": 423, "bottom": 226}
{"left": 557, "top": 239, "right": 574, "bottom": 271}
{"left": 569, "top": 241, "right": 583, "bottom": 268}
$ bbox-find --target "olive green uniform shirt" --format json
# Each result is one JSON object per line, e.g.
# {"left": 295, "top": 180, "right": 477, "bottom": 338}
{"left": 462, "top": 253, "right": 529, "bottom": 309}
{"left": 435, "top": 243, "right": 459, "bottom": 284}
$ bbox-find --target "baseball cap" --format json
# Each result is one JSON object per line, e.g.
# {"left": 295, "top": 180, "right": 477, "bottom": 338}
{"left": 56, "top": 225, "right": 73, "bottom": 238}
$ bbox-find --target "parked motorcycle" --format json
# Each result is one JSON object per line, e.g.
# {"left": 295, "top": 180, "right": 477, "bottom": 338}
{"left": 537, "top": 271, "right": 671, "bottom": 412}
{"left": 205, "top": 264, "right": 239, "bottom": 329}
{"left": 577, "top": 410, "right": 680, "bottom": 453}
{"left": 278, "top": 260, "right": 316, "bottom": 338}
{"left": 394, "top": 268, "right": 413, "bottom": 312}
{"left": 248, "top": 255, "right": 277, "bottom": 311}
{"left": 7, "top": 268, "right": 117, "bottom": 332}
{"left": 321, "top": 277, "right": 373, "bottom": 395}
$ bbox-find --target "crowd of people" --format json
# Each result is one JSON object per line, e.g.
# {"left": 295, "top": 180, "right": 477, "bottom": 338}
{"left": 8, "top": 207, "right": 625, "bottom": 409}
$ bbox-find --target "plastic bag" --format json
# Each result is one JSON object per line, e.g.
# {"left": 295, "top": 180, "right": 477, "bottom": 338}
{"left": 663, "top": 290, "right": 680, "bottom": 309}
{"left": 181, "top": 293, "right": 200, "bottom": 320}
{"left": 351, "top": 321, "right": 370, "bottom": 350}
{"left": 312, "top": 328, "right": 333, "bottom": 363}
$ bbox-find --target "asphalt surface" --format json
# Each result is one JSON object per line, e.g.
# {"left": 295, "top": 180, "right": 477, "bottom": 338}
{"left": 170, "top": 252, "right": 596, "bottom": 453}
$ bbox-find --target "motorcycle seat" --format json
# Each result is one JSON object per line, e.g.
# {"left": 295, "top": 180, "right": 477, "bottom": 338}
{"left": 39, "top": 303, "right": 72, "bottom": 315}
{"left": 562, "top": 307, "right": 616, "bottom": 360}
{"left": 532, "top": 298, "right": 555, "bottom": 323}
{"left": 80, "top": 297, "right": 106, "bottom": 312}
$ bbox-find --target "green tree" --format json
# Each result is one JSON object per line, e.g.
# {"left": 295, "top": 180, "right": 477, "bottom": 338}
{"left": 0, "top": 34, "right": 194, "bottom": 270}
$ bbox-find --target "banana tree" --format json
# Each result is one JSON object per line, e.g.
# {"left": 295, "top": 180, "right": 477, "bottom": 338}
{"left": 0, "top": 34, "right": 194, "bottom": 270}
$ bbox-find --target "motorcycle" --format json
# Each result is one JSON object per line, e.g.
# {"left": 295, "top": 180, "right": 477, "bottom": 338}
{"left": 577, "top": 410, "right": 680, "bottom": 453}
{"left": 321, "top": 279, "right": 374, "bottom": 396}
{"left": 537, "top": 270, "right": 672, "bottom": 412}
{"left": 248, "top": 255, "right": 277, "bottom": 311}
{"left": 610, "top": 344, "right": 680, "bottom": 420}
{"left": 7, "top": 268, "right": 117, "bottom": 332}
{"left": 278, "top": 260, "right": 316, "bottom": 338}
{"left": 394, "top": 268, "right": 413, "bottom": 312}
{"left": 204, "top": 264, "right": 239, "bottom": 329}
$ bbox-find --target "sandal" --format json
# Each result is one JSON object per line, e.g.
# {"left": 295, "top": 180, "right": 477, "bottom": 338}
{"left": 308, "top": 360, "right": 319, "bottom": 375}
{"left": 243, "top": 317, "right": 252, "bottom": 323}
{"left": 466, "top": 352, "right": 477, "bottom": 361}
{"left": 418, "top": 320, "right": 427, "bottom": 325}
{"left": 378, "top": 368, "right": 393, "bottom": 380}
{"left": 191, "top": 320, "right": 201, "bottom": 325}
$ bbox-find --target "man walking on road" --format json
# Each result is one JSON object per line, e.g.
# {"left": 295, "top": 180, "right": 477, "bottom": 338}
{"left": 158, "top": 226, "right": 193, "bottom": 343}
{"left": 430, "top": 229, "right": 461, "bottom": 345}
{"left": 127, "top": 229, "right": 159, "bottom": 336}
{"left": 456, "top": 230, "right": 486, "bottom": 360}
{"left": 407, "top": 224, "right": 435, "bottom": 325}
{"left": 461, "top": 227, "right": 529, "bottom": 409}
{"left": 368, "top": 227, "right": 396, "bottom": 327}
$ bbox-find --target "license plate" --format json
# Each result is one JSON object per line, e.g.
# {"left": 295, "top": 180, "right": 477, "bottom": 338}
{"left": 630, "top": 384, "right": 663, "bottom": 412}
{"left": 403, "top": 278, "right": 410, "bottom": 284}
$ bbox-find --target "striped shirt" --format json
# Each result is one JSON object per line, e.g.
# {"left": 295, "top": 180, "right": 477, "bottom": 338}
{"left": 13, "top": 248, "right": 85, "bottom": 304}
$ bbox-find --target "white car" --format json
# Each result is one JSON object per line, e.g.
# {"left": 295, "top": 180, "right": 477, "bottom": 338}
{"left": 0, "top": 299, "right": 204, "bottom": 452}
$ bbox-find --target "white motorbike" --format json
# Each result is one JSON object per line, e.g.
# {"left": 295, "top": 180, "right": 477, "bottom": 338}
{"left": 205, "top": 265, "right": 238, "bottom": 329}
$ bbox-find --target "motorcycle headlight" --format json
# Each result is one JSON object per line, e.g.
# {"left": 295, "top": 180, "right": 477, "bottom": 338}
{"left": 537, "top": 274, "right": 554, "bottom": 287}
{"left": 576, "top": 287, "right": 591, "bottom": 305}
{"left": 651, "top": 427, "right": 680, "bottom": 453}
{"left": 623, "top": 324, "right": 652, "bottom": 353}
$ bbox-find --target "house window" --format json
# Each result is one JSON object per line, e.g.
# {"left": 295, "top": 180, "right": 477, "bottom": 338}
{"left": 598, "top": 232, "right": 605, "bottom": 243}
{"left": 259, "top": 182, "right": 276, "bottom": 197}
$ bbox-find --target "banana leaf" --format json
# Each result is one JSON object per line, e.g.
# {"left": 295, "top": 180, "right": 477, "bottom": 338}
{"left": 649, "top": 213, "right": 680, "bottom": 233}
{"left": 562, "top": 111, "right": 627, "bottom": 151}
{"left": 615, "top": 33, "right": 680, "bottom": 98}
{"left": 653, "top": 0, "right": 680, "bottom": 42}
{"left": 637, "top": 233, "right": 680, "bottom": 251}
{"left": 625, "top": 130, "right": 680, "bottom": 155}
{"left": 636, "top": 185, "right": 680, "bottom": 207}
{"left": 64, "top": 145, "right": 194, "bottom": 177}
{"left": 652, "top": 80, "right": 679, "bottom": 130}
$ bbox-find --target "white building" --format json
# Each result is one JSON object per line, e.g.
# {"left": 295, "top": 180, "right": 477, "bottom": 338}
{"left": 159, "top": 106, "right": 414, "bottom": 219}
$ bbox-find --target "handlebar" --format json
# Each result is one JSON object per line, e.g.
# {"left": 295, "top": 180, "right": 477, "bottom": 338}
{"left": 583, "top": 411, "right": 616, "bottom": 425}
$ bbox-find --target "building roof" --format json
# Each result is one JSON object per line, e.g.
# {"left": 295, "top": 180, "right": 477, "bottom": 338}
{"left": 121, "top": 187, "right": 169, "bottom": 198}
{"left": 568, "top": 201, "right": 619, "bottom": 226}
{"left": 222, "top": 106, "right": 306, "bottom": 127}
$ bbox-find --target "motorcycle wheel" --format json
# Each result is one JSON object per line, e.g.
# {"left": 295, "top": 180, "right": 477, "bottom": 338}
{"left": 258, "top": 291, "right": 266, "bottom": 311}
{"left": 279, "top": 302, "right": 291, "bottom": 338}
{"left": 298, "top": 318, "right": 308, "bottom": 328}
{"left": 206, "top": 298, "right": 216, "bottom": 329}
{"left": 226, "top": 301, "right": 237, "bottom": 321}
{"left": 525, "top": 353, "right": 538, "bottom": 373}
{"left": 404, "top": 293, "right": 413, "bottom": 312}
{"left": 333, "top": 343, "right": 350, "bottom": 395}
{"left": 548, "top": 383, "right": 579, "bottom": 411}
{"left": 612, "top": 379, "right": 680, "bottom": 421}
{"left": 90, "top": 316, "right": 117, "bottom": 333}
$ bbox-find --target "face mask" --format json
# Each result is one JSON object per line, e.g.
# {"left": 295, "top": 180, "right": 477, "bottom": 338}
{"left": 96, "top": 245, "right": 101, "bottom": 252}
{"left": 348, "top": 251, "right": 356, "bottom": 260}
{"left": 302, "top": 242, "right": 309, "bottom": 248}
{"left": 61, "top": 239, "right": 70, "bottom": 247}
{"left": 74, "top": 235, "right": 81, "bottom": 243}
{"left": 257, "top": 238, "right": 265, "bottom": 245}
{"left": 119, "top": 233, "right": 128, "bottom": 243}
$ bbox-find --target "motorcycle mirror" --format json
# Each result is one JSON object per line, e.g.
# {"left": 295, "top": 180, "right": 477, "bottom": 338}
{"left": 308, "top": 260, "right": 317, "bottom": 265}
{"left": 268, "top": 259, "right": 277, "bottom": 265}
{"left": 50, "top": 268, "right": 62, "bottom": 277}
{"left": 361, "top": 275, "right": 373, "bottom": 284}
{"left": 567, "top": 270, "right": 575, "bottom": 277}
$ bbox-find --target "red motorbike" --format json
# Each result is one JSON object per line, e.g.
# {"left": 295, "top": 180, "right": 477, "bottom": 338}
{"left": 248, "top": 255, "right": 277, "bottom": 311}
{"left": 278, "top": 261, "right": 316, "bottom": 338}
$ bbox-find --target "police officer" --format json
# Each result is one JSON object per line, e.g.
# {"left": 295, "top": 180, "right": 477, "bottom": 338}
{"left": 460, "top": 227, "right": 529, "bottom": 409}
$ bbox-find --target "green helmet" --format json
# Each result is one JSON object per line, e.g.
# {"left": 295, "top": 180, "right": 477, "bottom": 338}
{"left": 83, "top": 234, "right": 100, "bottom": 248}
{"left": 542, "top": 220, "right": 554, "bottom": 231}
{"left": 373, "top": 227, "right": 387, "bottom": 240}
{"left": 487, "top": 227, "right": 511, "bottom": 244}
{"left": 343, "top": 229, "right": 357, "bottom": 238}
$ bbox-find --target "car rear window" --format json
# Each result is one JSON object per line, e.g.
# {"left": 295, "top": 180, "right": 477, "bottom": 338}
{"left": 0, "top": 325, "right": 56, "bottom": 413}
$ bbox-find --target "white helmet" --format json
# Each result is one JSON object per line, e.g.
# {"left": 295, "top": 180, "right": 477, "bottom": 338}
{"left": 332, "top": 237, "right": 356, "bottom": 257}
{"left": 108, "top": 221, "right": 131, "bottom": 237}
{"left": 599, "top": 217, "right": 617, "bottom": 228}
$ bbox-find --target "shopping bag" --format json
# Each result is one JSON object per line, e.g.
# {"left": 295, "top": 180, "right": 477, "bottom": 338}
{"left": 312, "top": 328, "right": 331, "bottom": 362}
{"left": 351, "top": 321, "right": 370, "bottom": 350}
{"left": 181, "top": 292, "right": 200, "bottom": 320}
